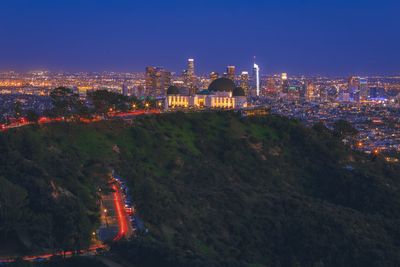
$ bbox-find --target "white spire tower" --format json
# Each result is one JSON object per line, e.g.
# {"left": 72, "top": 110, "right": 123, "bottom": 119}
{"left": 253, "top": 57, "right": 260, "bottom": 96}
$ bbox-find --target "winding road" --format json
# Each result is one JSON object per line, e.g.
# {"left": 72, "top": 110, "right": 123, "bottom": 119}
{"left": 0, "top": 177, "right": 132, "bottom": 264}
{"left": 0, "top": 110, "right": 150, "bottom": 264}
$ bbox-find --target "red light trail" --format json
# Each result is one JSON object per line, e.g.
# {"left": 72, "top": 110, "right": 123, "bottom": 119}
{"left": 112, "top": 183, "right": 129, "bottom": 241}
{"left": 0, "top": 109, "right": 161, "bottom": 132}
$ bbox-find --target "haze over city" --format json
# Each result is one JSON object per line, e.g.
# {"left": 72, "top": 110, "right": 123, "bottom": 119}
{"left": 0, "top": 0, "right": 399, "bottom": 75}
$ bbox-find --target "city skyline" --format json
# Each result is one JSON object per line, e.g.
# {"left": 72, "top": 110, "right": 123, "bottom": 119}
{"left": 0, "top": 0, "right": 399, "bottom": 75}
{"left": 1, "top": 1, "right": 400, "bottom": 266}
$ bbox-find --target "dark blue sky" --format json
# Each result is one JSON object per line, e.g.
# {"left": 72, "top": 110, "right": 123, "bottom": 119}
{"left": 0, "top": 0, "right": 399, "bottom": 75}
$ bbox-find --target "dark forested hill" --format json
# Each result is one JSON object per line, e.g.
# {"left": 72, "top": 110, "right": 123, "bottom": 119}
{"left": 1, "top": 112, "right": 400, "bottom": 267}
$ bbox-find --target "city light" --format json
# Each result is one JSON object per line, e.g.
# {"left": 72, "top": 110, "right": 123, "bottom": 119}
{"left": 2, "top": 1, "right": 399, "bottom": 266}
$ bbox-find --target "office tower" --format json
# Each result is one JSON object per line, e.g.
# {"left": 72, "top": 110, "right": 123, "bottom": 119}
{"left": 281, "top": 73, "right": 289, "bottom": 93}
{"left": 210, "top": 72, "right": 219, "bottom": 82}
{"left": 300, "top": 81, "right": 307, "bottom": 99}
{"left": 122, "top": 83, "right": 129, "bottom": 96}
{"left": 305, "top": 81, "right": 315, "bottom": 101}
{"left": 146, "top": 66, "right": 171, "bottom": 96}
{"left": 359, "top": 78, "right": 369, "bottom": 101}
{"left": 348, "top": 76, "right": 361, "bottom": 102}
{"left": 227, "top": 66, "right": 236, "bottom": 81}
{"left": 184, "top": 58, "right": 196, "bottom": 94}
{"left": 240, "top": 71, "right": 250, "bottom": 96}
{"left": 187, "top": 58, "right": 195, "bottom": 79}
{"left": 253, "top": 63, "right": 260, "bottom": 96}
{"left": 145, "top": 66, "right": 156, "bottom": 95}
{"left": 266, "top": 77, "right": 277, "bottom": 94}
{"left": 137, "top": 86, "right": 145, "bottom": 97}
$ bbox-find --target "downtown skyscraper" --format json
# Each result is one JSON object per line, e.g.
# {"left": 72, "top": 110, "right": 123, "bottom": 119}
{"left": 145, "top": 66, "right": 171, "bottom": 96}
{"left": 240, "top": 71, "right": 250, "bottom": 96}
{"left": 253, "top": 63, "right": 260, "bottom": 96}
{"left": 184, "top": 58, "right": 196, "bottom": 95}
{"left": 226, "top": 66, "right": 236, "bottom": 81}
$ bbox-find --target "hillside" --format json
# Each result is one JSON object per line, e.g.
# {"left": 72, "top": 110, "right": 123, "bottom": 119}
{"left": 1, "top": 112, "right": 400, "bottom": 267}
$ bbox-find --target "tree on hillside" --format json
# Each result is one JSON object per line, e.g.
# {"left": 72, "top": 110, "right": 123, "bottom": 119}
{"left": 87, "top": 90, "right": 129, "bottom": 115}
{"left": 312, "top": 122, "right": 332, "bottom": 136}
{"left": 50, "top": 87, "right": 81, "bottom": 117}
{"left": 13, "top": 100, "right": 23, "bottom": 118}
{"left": 26, "top": 109, "right": 40, "bottom": 123}
{"left": 0, "top": 176, "right": 28, "bottom": 238}
{"left": 333, "top": 119, "right": 358, "bottom": 139}
{"left": 129, "top": 96, "right": 143, "bottom": 110}
{"left": 144, "top": 96, "right": 156, "bottom": 109}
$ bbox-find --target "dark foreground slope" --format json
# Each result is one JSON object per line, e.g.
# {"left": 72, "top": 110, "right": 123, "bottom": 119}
{"left": 1, "top": 112, "right": 400, "bottom": 267}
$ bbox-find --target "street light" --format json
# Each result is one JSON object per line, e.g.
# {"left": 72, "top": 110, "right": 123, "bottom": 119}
{"left": 104, "top": 209, "right": 109, "bottom": 227}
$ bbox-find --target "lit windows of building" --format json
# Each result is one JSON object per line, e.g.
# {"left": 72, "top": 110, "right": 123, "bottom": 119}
{"left": 240, "top": 71, "right": 250, "bottom": 96}
{"left": 166, "top": 78, "right": 247, "bottom": 110}
{"left": 226, "top": 66, "right": 236, "bottom": 81}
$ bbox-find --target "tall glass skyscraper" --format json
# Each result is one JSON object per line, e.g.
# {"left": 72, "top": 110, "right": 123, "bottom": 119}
{"left": 186, "top": 58, "right": 196, "bottom": 94}
{"left": 240, "top": 71, "right": 249, "bottom": 96}
{"left": 146, "top": 66, "right": 171, "bottom": 96}
{"left": 253, "top": 63, "right": 260, "bottom": 96}
{"left": 227, "top": 66, "right": 236, "bottom": 81}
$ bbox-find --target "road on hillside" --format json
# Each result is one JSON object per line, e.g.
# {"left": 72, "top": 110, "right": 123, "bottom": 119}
{"left": 0, "top": 176, "right": 133, "bottom": 263}
{"left": 0, "top": 109, "right": 161, "bottom": 132}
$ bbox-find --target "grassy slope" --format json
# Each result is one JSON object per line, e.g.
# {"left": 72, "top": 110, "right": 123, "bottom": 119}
{"left": 2, "top": 111, "right": 400, "bottom": 267}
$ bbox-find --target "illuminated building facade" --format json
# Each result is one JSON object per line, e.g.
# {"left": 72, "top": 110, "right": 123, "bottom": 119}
{"left": 253, "top": 63, "right": 260, "bottom": 96}
{"left": 359, "top": 78, "right": 369, "bottom": 101}
{"left": 240, "top": 71, "right": 250, "bottom": 96}
{"left": 187, "top": 58, "right": 195, "bottom": 79}
{"left": 184, "top": 58, "right": 196, "bottom": 94}
{"left": 145, "top": 66, "right": 171, "bottom": 96}
{"left": 306, "top": 81, "right": 315, "bottom": 101}
{"left": 348, "top": 76, "right": 360, "bottom": 102}
{"left": 166, "top": 78, "right": 247, "bottom": 110}
{"left": 266, "top": 77, "right": 277, "bottom": 94}
{"left": 226, "top": 66, "right": 236, "bottom": 81}
{"left": 122, "top": 83, "right": 129, "bottom": 96}
{"left": 281, "top": 73, "right": 289, "bottom": 93}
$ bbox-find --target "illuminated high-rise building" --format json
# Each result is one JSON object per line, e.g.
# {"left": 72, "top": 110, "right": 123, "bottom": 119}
{"left": 187, "top": 58, "right": 195, "bottom": 78}
{"left": 266, "top": 77, "right": 277, "bottom": 94}
{"left": 145, "top": 66, "right": 156, "bottom": 95}
{"left": 253, "top": 62, "right": 260, "bottom": 96}
{"left": 305, "top": 81, "right": 315, "bottom": 101}
{"left": 146, "top": 66, "right": 171, "bottom": 96}
{"left": 359, "top": 78, "right": 369, "bottom": 101}
{"left": 227, "top": 66, "right": 236, "bottom": 81}
{"left": 122, "top": 83, "right": 129, "bottom": 96}
{"left": 348, "top": 76, "right": 361, "bottom": 102}
{"left": 185, "top": 58, "right": 196, "bottom": 94}
{"left": 281, "top": 73, "right": 289, "bottom": 93}
{"left": 240, "top": 71, "right": 250, "bottom": 96}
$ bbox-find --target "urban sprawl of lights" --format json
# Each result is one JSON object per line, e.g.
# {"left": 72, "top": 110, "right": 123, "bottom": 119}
{"left": 1, "top": 59, "right": 400, "bottom": 159}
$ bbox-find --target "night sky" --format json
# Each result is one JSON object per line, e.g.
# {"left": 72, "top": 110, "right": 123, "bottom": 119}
{"left": 0, "top": 0, "right": 399, "bottom": 76}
